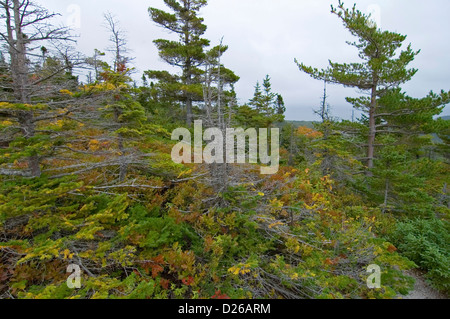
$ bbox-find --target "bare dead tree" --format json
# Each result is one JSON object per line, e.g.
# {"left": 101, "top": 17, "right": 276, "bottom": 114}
{"left": 0, "top": 0, "right": 81, "bottom": 177}
{"left": 200, "top": 39, "right": 248, "bottom": 202}
{"left": 102, "top": 13, "right": 131, "bottom": 183}
{"left": 315, "top": 80, "right": 330, "bottom": 122}
{"left": 201, "top": 39, "right": 231, "bottom": 195}
{"left": 103, "top": 12, "right": 131, "bottom": 73}
{"left": 52, "top": 13, "right": 155, "bottom": 187}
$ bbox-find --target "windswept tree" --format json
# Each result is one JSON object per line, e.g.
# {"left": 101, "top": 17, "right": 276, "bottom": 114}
{"left": 104, "top": 12, "right": 132, "bottom": 73}
{"left": 202, "top": 41, "right": 239, "bottom": 127}
{"left": 363, "top": 89, "right": 450, "bottom": 215}
{"left": 148, "top": 0, "right": 210, "bottom": 125}
{"left": 295, "top": 1, "right": 420, "bottom": 171}
{"left": 65, "top": 14, "right": 157, "bottom": 184}
{"left": 0, "top": 0, "right": 82, "bottom": 177}
{"left": 200, "top": 40, "right": 239, "bottom": 195}
{"left": 102, "top": 13, "right": 135, "bottom": 182}
{"left": 295, "top": 1, "right": 450, "bottom": 213}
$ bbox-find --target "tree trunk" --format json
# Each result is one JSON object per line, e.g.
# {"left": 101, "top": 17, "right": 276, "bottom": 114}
{"left": 11, "top": 0, "right": 29, "bottom": 104}
{"left": 19, "top": 111, "right": 41, "bottom": 176}
{"left": 118, "top": 135, "right": 127, "bottom": 183}
{"left": 114, "top": 107, "right": 127, "bottom": 182}
{"left": 288, "top": 126, "right": 294, "bottom": 166}
{"left": 367, "top": 84, "right": 377, "bottom": 174}
{"left": 382, "top": 178, "right": 389, "bottom": 213}
{"left": 186, "top": 97, "right": 193, "bottom": 126}
{"left": 9, "top": 0, "right": 41, "bottom": 177}
{"left": 184, "top": 58, "right": 193, "bottom": 126}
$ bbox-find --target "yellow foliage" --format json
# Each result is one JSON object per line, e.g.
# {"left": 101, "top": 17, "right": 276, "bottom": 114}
{"left": 61, "top": 249, "right": 74, "bottom": 260}
{"left": 269, "top": 198, "right": 284, "bottom": 209}
{"left": 268, "top": 221, "right": 284, "bottom": 229}
{"left": 89, "top": 139, "right": 100, "bottom": 151}
{"left": 228, "top": 263, "right": 252, "bottom": 276}
{"left": 60, "top": 89, "right": 74, "bottom": 96}
{"left": 301, "top": 244, "right": 314, "bottom": 256}
{"left": 177, "top": 169, "right": 193, "bottom": 179}
{"left": 53, "top": 120, "right": 64, "bottom": 128}
{"left": 286, "top": 237, "right": 301, "bottom": 254}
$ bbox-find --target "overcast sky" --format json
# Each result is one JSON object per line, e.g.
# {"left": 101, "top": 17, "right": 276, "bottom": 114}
{"left": 41, "top": 0, "right": 450, "bottom": 121}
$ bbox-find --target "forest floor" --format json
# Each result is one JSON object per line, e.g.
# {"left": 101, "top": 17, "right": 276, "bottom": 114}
{"left": 403, "top": 269, "right": 448, "bottom": 299}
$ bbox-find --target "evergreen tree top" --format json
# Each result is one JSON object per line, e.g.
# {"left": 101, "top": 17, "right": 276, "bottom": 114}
{"left": 149, "top": 0, "right": 208, "bottom": 36}
{"left": 296, "top": 0, "right": 420, "bottom": 91}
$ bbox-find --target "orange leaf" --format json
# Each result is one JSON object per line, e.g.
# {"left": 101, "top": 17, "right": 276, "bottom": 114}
{"left": 160, "top": 278, "right": 170, "bottom": 290}
{"left": 182, "top": 276, "right": 194, "bottom": 286}
{"left": 387, "top": 244, "right": 397, "bottom": 253}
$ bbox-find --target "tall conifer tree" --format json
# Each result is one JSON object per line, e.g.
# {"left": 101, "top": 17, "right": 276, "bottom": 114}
{"left": 295, "top": 1, "right": 420, "bottom": 172}
{"left": 148, "top": 0, "right": 210, "bottom": 126}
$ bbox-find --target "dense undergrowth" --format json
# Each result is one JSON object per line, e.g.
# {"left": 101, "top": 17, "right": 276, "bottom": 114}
{"left": 0, "top": 147, "right": 421, "bottom": 299}
{"left": 0, "top": 0, "right": 449, "bottom": 300}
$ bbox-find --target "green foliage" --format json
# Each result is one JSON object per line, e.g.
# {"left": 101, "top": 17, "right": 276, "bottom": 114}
{"left": 1, "top": 0, "right": 448, "bottom": 301}
{"left": 295, "top": 1, "right": 419, "bottom": 90}
{"left": 234, "top": 75, "right": 285, "bottom": 129}
{"left": 388, "top": 218, "right": 450, "bottom": 293}
{"left": 148, "top": 0, "right": 211, "bottom": 124}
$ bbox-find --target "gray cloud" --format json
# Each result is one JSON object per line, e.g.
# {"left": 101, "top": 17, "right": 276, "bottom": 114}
{"left": 41, "top": 0, "right": 450, "bottom": 121}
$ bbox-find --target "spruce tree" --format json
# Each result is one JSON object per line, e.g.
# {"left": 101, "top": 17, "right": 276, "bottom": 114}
{"left": 247, "top": 75, "right": 285, "bottom": 128}
{"left": 295, "top": 1, "right": 420, "bottom": 171}
{"left": 363, "top": 89, "right": 450, "bottom": 215}
{"left": 148, "top": 0, "right": 210, "bottom": 125}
